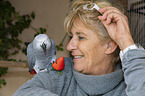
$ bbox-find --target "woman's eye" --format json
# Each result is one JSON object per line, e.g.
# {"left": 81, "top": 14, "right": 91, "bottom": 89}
{"left": 78, "top": 36, "right": 85, "bottom": 40}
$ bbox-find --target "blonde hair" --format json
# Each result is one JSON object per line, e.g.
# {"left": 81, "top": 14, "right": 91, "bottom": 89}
{"left": 64, "top": 0, "right": 124, "bottom": 63}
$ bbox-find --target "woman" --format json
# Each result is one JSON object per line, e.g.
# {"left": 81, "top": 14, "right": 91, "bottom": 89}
{"left": 14, "top": 0, "right": 145, "bottom": 96}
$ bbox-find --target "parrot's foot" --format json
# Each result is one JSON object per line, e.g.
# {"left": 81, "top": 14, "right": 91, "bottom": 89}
{"left": 58, "top": 71, "right": 63, "bottom": 75}
{"left": 51, "top": 68, "right": 63, "bottom": 75}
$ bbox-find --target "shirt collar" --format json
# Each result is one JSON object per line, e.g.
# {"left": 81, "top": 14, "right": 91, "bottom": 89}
{"left": 73, "top": 64, "right": 123, "bottom": 95}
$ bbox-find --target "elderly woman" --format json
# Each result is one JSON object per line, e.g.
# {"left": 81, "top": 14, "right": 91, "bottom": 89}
{"left": 14, "top": 0, "right": 145, "bottom": 96}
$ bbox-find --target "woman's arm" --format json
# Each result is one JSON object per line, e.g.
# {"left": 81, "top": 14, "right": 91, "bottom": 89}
{"left": 13, "top": 72, "right": 59, "bottom": 96}
{"left": 122, "top": 49, "right": 145, "bottom": 96}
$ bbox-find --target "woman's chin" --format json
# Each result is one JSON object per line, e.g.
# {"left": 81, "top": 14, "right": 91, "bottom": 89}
{"left": 74, "top": 64, "right": 83, "bottom": 73}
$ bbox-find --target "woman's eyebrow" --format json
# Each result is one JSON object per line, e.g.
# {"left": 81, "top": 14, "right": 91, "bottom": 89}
{"left": 76, "top": 32, "right": 87, "bottom": 36}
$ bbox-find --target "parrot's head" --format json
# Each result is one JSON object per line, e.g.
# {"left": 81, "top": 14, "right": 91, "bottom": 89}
{"left": 33, "top": 34, "right": 52, "bottom": 52}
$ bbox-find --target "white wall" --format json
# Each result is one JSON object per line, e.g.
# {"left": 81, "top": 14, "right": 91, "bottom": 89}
{"left": 0, "top": 67, "right": 33, "bottom": 96}
{"left": 9, "top": 0, "right": 70, "bottom": 60}
{"left": 0, "top": 0, "right": 70, "bottom": 96}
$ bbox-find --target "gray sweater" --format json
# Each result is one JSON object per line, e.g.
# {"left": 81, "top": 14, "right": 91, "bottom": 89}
{"left": 13, "top": 49, "right": 145, "bottom": 96}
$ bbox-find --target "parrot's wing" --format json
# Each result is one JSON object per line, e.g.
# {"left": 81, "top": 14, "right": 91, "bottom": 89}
{"left": 27, "top": 43, "right": 35, "bottom": 72}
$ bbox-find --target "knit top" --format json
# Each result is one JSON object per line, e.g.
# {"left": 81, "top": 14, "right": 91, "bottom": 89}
{"left": 14, "top": 49, "right": 145, "bottom": 96}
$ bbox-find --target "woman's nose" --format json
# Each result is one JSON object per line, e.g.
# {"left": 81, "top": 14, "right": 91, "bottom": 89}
{"left": 67, "top": 38, "right": 77, "bottom": 51}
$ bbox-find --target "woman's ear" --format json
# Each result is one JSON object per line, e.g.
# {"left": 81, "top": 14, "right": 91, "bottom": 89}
{"left": 104, "top": 40, "right": 118, "bottom": 54}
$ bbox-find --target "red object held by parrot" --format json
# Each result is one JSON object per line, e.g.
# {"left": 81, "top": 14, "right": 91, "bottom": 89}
{"left": 30, "top": 69, "right": 37, "bottom": 75}
{"left": 52, "top": 57, "right": 65, "bottom": 71}
{"left": 30, "top": 56, "right": 65, "bottom": 75}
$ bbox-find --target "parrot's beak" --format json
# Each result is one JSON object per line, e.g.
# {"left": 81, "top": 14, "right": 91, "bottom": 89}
{"left": 41, "top": 42, "right": 47, "bottom": 54}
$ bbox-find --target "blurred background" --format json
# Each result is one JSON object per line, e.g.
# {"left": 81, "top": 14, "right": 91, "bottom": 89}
{"left": 0, "top": 0, "right": 144, "bottom": 96}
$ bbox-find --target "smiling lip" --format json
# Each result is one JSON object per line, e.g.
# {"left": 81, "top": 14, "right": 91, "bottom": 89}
{"left": 74, "top": 56, "right": 84, "bottom": 59}
{"left": 72, "top": 55, "right": 84, "bottom": 62}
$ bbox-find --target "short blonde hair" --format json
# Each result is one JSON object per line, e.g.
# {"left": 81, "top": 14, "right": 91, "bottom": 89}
{"left": 64, "top": 0, "right": 124, "bottom": 63}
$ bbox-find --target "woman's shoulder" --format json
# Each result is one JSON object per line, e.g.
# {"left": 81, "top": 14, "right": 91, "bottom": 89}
{"left": 32, "top": 57, "right": 74, "bottom": 92}
{"left": 63, "top": 57, "right": 74, "bottom": 75}
{"left": 35, "top": 57, "right": 74, "bottom": 80}
{"left": 64, "top": 57, "right": 73, "bottom": 69}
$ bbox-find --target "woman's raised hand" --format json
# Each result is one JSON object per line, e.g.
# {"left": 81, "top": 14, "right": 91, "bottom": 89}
{"left": 98, "top": 7, "right": 134, "bottom": 50}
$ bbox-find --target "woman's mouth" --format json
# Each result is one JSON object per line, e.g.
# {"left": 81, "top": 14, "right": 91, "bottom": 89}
{"left": 74, "top": 56, "right": 84, "bottom": 59}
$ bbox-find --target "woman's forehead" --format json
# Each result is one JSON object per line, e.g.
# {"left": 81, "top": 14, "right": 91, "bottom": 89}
{"left": 73, "top": 17, "right": 90, "bottom": 30}
{"left": 70, "top": 23, "right": 96, "bottom": 37}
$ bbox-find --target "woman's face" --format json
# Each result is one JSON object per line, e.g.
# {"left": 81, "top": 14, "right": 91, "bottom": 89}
{"left": 67, "top": 18, "right": 113, "bottom": 75}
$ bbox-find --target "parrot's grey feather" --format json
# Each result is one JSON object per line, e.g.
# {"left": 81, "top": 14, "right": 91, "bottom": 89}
{"left": 27, "top": 43, "right": 35, "bottom": 72}
{"left": 51, "top": 39, "right": 56, "bottom": 55}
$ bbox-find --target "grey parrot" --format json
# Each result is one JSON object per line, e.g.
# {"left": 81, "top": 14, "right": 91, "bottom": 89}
{"left": 27, "top": 34, "right": 56, "bottom": 74}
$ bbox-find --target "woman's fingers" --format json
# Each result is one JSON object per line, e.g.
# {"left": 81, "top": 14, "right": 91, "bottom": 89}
{"left": 98, "top": 7, "right": 134, "bottom": 50}
{"left": 98, "top": 7, "right": 124, "bottom": 24}
{"left": 105, "top": 12, "right": 121, "bottom": 24}
{"left": 98, "top": 7, "right": 121, "bottom": 14}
